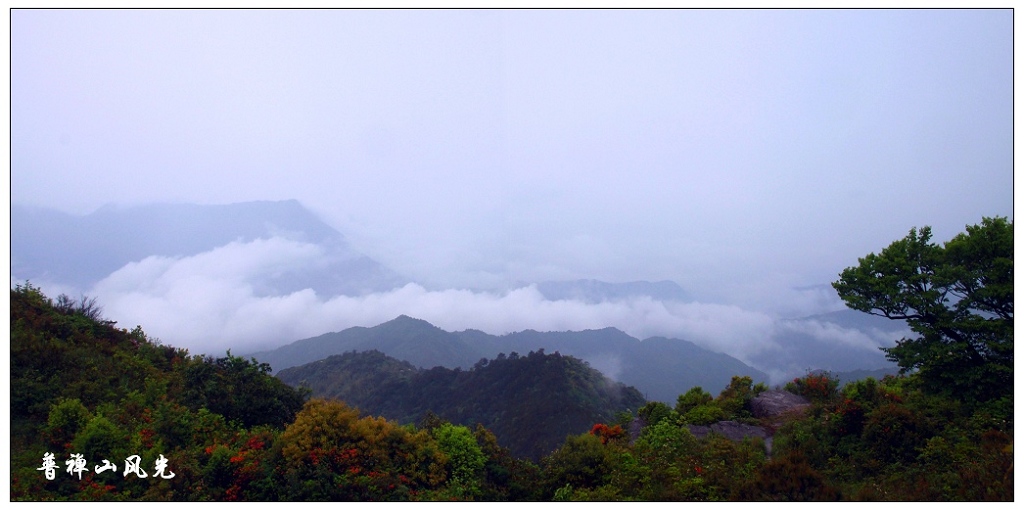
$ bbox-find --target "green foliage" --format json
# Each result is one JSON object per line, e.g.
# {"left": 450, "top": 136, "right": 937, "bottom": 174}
{"left": 45, "top": 398, "right": 92, "bottom": 449}
{"left": 277, "top": 349, "right": 645, "bottom": 460}
{"left": 541, "top": 433, "right": 616, "bottom": 498}
{"left": 631, "top": 420, "right": 709, "bottom": 500}
{"left": 674, "top": 376, "right": 764, "bottom": 425}
{"left": 682, "top": 404, "right": 726, "bottom": 426}
{"left": 10, "top": 285, "right": 307, "bottom": 502}
{"left": 630, "top": 419, "right": 704, "bottom": 499}
{"left": 619, "top": 415, "right": 770, "bottom": 501}
{"left": 432, "top": 423, "right": 486, "bottom": 499}
{"left": 637, "top": 400, "right": 675, "bottom": 427}
{"left": 71, "top": 416, "right": 128, "bottom": 467}
{"left": 770, "top": 370, "right": 1013, "bottom": 501}
{"left": 471, "top": 423, "right": 542, "bottom": 501}
{"left": 181, "top": 352, "right": 306, "bottom": 429}
{"left": 700, "top": 435, "right": 768, "bottom": 499}
{"left": 713, "top": 375, "right": 760, "bottom": 422}
{"left": 833, "top": 217, "right": 1013, "bottom": 407}
{"left": 675, "top": 386, "right": 713, "bottom": 415}
{"left": 553, "top": 483, "right": 575, "bottom": 501}
{"left": 10, "top": 283, "right": 1013, "bottom": 501}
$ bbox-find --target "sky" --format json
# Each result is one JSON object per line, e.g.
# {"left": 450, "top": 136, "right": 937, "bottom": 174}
{"left": 9, "top": 9, "right": 1014, "bottom": 367}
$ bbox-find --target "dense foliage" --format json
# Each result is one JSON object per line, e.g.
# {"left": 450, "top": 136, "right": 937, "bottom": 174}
{"left": 276, "top": 349, "right": 646, "bottom": 460}
{"left": 833, "top": 216, "right": 1012, "bottom": 408}
{"left": 11, "top": 280, "right": 1012, "bottom": 501}
{"left": 11, "top": 283, "right": 307, "bottom": 500}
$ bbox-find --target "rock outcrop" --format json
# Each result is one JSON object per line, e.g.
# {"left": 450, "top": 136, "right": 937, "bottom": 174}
{"left": 751, "top": 390, "right": 811, "bottom": 428}
{"left": 689, "top": 390, "right": 811, "bottom": 457}
{"left": 632, "top": 390, "right": 811, "bottom": 457}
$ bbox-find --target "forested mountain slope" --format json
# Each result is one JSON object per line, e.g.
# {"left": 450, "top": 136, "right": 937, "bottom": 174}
{"left": 276, "top": 349, "right": 646, "bottom": 460}
{"left": 10, "top": 283, "right": 308, "bottom": 500}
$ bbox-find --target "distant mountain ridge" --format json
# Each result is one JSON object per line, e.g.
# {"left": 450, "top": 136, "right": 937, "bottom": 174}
{"left": 11, "top": 200, "right": 408, "bottom": 296}
{"left": 12, "top": 201, "right": 692, "bottom": 304}
{"left": 276, "top": 349, "right": 647, "bottom": 460}
{"left": 12, "top": 199, "right": 904, "bottom": 385}
{"left": 249, "top": 315, "right": 769, "bottom": 404}
{"left": 255, "top": 315, "right": 484, "bottom": 372}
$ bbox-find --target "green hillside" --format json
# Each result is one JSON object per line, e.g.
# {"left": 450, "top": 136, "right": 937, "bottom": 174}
{"left": 10, "top": 283, "right": 307, "bottom": 500}
{"left": 276, "top": 349, "right": 647, "bottom": 460}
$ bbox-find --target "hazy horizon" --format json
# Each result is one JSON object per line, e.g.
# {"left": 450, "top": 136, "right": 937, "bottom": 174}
{"left": 10, "top": 9, "right": 1011, "bottom": 376}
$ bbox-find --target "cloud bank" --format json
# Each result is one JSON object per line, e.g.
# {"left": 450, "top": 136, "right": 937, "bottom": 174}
{"left": 82, "top": 237, "right": 901, "bottom": 382}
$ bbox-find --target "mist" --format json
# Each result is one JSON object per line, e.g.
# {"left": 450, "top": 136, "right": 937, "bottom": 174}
{"left": 25, "top": 235, "right": 896, "bottom": 384}
{"left": 11, "top": 9, "right": 1008, "bottom": 382}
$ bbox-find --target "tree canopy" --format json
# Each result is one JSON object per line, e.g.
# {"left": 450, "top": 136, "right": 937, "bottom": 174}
{"left": 832, "top": 217, "right": 1013, "bottom": 406}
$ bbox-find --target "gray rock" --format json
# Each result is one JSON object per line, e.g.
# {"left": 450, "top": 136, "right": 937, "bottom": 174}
{"left": 750, "top": 390, "right": 810, "bottom": 419}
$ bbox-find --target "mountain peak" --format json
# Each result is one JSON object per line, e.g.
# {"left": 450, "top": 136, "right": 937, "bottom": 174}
{"left": 12, "top": 200, "right": 408, "bottom": 297}
{"left": 386, "top": 315, "right": 437, "bottom": 327}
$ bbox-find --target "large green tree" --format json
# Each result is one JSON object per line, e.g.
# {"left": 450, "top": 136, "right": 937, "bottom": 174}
{"left": 832, "top": 217, "right": 1013, "bottom": 405}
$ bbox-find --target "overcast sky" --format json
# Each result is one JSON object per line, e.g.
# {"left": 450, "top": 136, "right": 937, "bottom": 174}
{"left": 11, "top": 9, "right": 1013, "bottom": 334}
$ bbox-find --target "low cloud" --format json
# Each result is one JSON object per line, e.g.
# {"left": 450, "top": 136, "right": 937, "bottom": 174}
{"left": 81, "top": 237, "right": 891, "bottom": 381}
{"left": 777, "top": 319, "right": 896, "bottom": 353}
{"left": 90, "top": 237, "right": 327, "bottom": 351}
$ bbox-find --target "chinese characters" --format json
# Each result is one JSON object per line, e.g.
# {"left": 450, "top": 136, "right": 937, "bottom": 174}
{"left": 38, "top": 453, "right": 175, "bottom": 481}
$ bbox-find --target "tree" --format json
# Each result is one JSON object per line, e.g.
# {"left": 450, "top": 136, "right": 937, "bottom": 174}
{"left": 277, "top": 399, "right": 447, "bottom": 500}
{"left": 432, "top": 423, "right": 486, "bottom": 498}
{"left": 674, "top": 386, "right": 723, "bottom": 426}
{"left": 54, "top": 293, "right": 105, "bottom": 321}
{"left": 637, "top": 401, "right": 675, "bottom": 427}
{"left": 45, "top": 398, "right": 92, "bottom": 449}
{"left": 832, "top": 217, "right": 1012, "bottom": 405}
{"left": 676, "top": 387, "right": 713, "bottom": 416}
{"left": 541, "top": 433, "right": 616, "bottom": 497}
{"left": 180, "top": 352, "right": 307, "bottom": 429}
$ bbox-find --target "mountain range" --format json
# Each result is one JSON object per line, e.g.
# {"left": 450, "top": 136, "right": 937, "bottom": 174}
{"left": 12, "top": 199, "right": 902, "bottom": 382}
{"left": 249, "top": 315, "right": 769, "bottom": 404}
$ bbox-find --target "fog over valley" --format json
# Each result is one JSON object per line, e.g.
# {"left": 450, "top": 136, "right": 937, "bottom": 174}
{"left": 11, "top": 10, "right": 1010, "bottom": 385}
{"left": 13, "top": 201, "right": 910, "bottom": 384}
